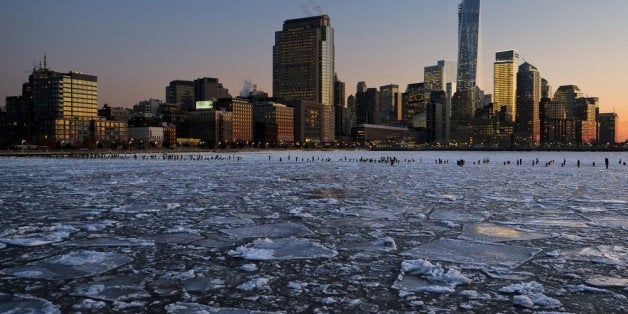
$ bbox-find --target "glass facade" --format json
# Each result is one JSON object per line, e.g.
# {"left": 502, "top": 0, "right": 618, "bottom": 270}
{"left": 273, "top": 15, "right": 334, "bottom": 142}
{"left": 493, "top": 50, "right": 519, "bottom": 121}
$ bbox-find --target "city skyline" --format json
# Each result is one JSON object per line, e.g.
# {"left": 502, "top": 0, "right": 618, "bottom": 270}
{"left": 1, "top": 0, "right": 627, "bottom": 141}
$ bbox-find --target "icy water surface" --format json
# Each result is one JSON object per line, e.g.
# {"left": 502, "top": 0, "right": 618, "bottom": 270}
{"left": 0, "top": 150, "right": 626, "bottom": 312}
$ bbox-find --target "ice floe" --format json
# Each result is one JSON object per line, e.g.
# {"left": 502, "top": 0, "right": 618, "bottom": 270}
{"left": 499, "top": 281, "right": 562, "bottom": 310}
{"left": 220, "top": 222, "right": 313, "bottom": 239}
{"left": 561, "top": 245, "right": 626, "bottom": 266}
{"left": 0, "top": 293, "right": 60, "bottom": 313}
{"left": 461, "top": 222, "right": 550, "bottom": 242}
{"left": 392, "top": 259, "right": 472, "bottom": 294}
{"left": 165, "top": 302, "right": 284, "bottom": 313}
{"left": 402, "top": 238, "right": 541, "bottom": 268}
{"left": 0, "top": 225, "right": 76, "bottom": 246}
{"left": 228, "top": 238, "right": 337, "bottom": 260}
{"left": 2, "top": 250, "right": 132, "bottom": 280}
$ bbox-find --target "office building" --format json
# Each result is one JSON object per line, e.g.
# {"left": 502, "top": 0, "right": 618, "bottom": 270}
{"left": 424, "top": 60, "right": 457, "bottom": 94}
{"left": 356, "top": 85, "right": 380, "bottom": 125}
{"left": 493, "top": 50, "right": 519, "bottom": 121}
{"left": 598, "top": 113, "right": 618, "bottom": 145}
{"left": 273, "top": 15, "right": 334, "bottom": 142}
{"left": 215, "top": 98, "right": 254, "bottom": 145}
{"left": 253, "top": 101, "right": 294, "bottom": 145}
{"left": 284, "top": 100, "right": 324, "bottom": 145}
{"left": 380, "top": 84, "right": 402, "bottom": 123}
{"left": 515, "top": 62, "right": 541, "bottom": 146}
{"left": 26, "top": 63, "right": 126, "bottom": 147}
{"left": 166, "top": 80, "right": 194, "bottom": 112}
{"left": 401, "top": 83, "right": 427, "bottom": 128}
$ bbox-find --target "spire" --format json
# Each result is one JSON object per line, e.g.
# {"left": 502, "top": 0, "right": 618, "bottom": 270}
{"left": 44, "top": 54, "right": 47, "bottom": 69}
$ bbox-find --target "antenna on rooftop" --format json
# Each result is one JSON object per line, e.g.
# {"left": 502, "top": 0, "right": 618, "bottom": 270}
{"left": 44, "top": 54, "right": 47, "bottom": 69}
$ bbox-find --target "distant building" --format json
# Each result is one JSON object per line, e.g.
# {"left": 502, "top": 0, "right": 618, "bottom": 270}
{"left": 128, "top": 126, "right": 164, "bottom": 147}
{"left": 194, "top": 77, "right": 230, "bottom": 102}
{"left": 284, "top": 100, "right": 324, "bottom": 145}
{"left": 215, "top": 98, "right": 254, "bottom": 145}
{"left": 380, "top": 84, "right": 402, "bottom": 124}
{"left": 166, "top": 80, "right": 195, "bottom": 111}
{"left": 273, "top": 15, "right": 335, "bottom": 142}
{"left": 541, "top": 78, "right": 552, "bottom": 99}
{"left": 351, "top": 124, "right": 416, "bottom": 144}
{"left": 334, "top": 75, "right": 346, "bottom": 138}
{"left": 493, "top": 50, "right": 519, "bottom": 121}
{"left": 453, "top": 0, "right": 481, "bottom": 123}
{"left": 426, "top": 91, "right": 449, "bottom": 144}
{"left": 25, "top": 64, "right": 126, "bottom": 147}
{"left": 253, "top": 101, "right": 294, "bottom": 145}
{"left": 424, "top": 60, "right": 457, "bottom": 93}
{"left": 356, "top": 85, "right": 380, "bottom": 125}
{"left": 515, "top": 62, "right": 541, "bottom": 147}
{"left": 540, "top": 99, "right": 576, "bottom": 146}
{"left": 184, "top": 110, "right": 233, "bottom": 147}
{"left": 598, "top": 113, "right": 618, "bottom": 145}
{"left": 132, "top": 99, "right": 163, "bottom": 118}
{"left": 401, "top": 83, "right": 427, "bottom": 128}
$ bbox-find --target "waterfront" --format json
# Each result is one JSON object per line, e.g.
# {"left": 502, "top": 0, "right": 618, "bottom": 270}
{"left": 0, "top": 150, "right": 626, "bottom": 312}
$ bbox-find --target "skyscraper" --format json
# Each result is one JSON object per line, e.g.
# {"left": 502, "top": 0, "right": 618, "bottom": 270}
{"left": 515, "top": 62, "right": 541, "bottom": 146}
{"left": 598, "top": 113, "right": 618, "bottom": 145}
{"left": 379, "top": 84, "right": 402, "bottom": 123}
{"left": 452, "top": 0, "right": 481, "bottom": 123}
{"left": 493, "top": 50, "right": 519, "bottom": 121}
{"left": 273, "top": 15, "right": 334, "bottom": 141}
{"left": 424, "top": 60, "right": 457, "bottom": 94}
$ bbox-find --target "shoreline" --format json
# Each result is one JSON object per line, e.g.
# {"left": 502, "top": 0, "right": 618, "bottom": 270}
{"left": 1, "top": 146, "right": 626, "bottom": 157}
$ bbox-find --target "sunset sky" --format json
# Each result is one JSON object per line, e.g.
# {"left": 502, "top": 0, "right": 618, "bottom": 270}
{"left": 1, "top": 0, "right": 626, "bottom": 141}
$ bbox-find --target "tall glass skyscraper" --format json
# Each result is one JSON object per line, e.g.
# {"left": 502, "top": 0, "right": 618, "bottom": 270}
{"left": 456, "top": 0, "right": 480, "bottom": 91}
{"left": 494, "top": 50, "right": 519, "bottom": 121}
{"left": 273, "top": 15, "right": 335, "bottom": 141}
{"left": 452, "top": 0, "right": 481, "bottom": 122}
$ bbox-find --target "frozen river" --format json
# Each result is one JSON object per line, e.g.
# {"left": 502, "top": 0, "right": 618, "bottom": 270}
{"left": 0, "top": 150, "right": 626, "bottom": 313}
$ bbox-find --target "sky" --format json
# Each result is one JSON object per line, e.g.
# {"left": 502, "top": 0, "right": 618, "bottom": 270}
{"left": 1, "top": 0, "right": 627, "bottom": 141}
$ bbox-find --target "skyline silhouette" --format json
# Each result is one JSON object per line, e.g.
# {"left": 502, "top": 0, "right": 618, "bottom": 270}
{"left": 1, "top": 0, "right": 626, "bottom": 140}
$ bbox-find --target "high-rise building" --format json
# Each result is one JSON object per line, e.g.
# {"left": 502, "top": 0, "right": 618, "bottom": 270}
{"left": 334, "top": 74, "right": 346, "bottom": 138}
{"left": 166, "top": 80, "right": 194, "bottom": 111}
{"left": 541, "top": 78, "right": 552, "bottom": 99}
{"left": 28, "top": 65, "right": 126, "bottom": 147}
{"left": 402, "top": 83, "right": 427, "bottom": 128}
{"left": 424, "top": 60, "right": 457, "bottom": 94}
{"left": 598, "top": 113, "right": 618, "bottom": 145}
{"left": 273, "top": 15, "right": 334, "bottom": 142}
{"left": 380, "top": 84, "right": 402, "bottom": 124}
{"left": 426, "top": 91, "right": 449, "bottom": 144}
{"left": 493, "top": 50, "right": 519, "bottom": 121}
{"left": 356, "top": 85, "right": 380, "bottom": 125}
{"left": 515, "top": 62, "right": 541, "bottom": 146}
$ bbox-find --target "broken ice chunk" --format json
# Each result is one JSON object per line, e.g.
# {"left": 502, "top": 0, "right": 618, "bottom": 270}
{"left": 461, "top": 222, "right": 550, "bottom": 242}
{"left": 561, "top": 245, "right": 626, "bottom": 266}
{"left": 402, "top": 238, "right": 541, "bottom": 269}
{"left": 585, "top": 276, "right": 628, "bottom": 288}
{"left": 0, "top": 225, "right": 76, "bottom": 247}
{"left": 220, "top": 222, "right": 313, "bottom": 239}
{"left": 2, "top": 250, "right": 132, "bottom": 280}
{"left": 237, "top": 278, "right": 269, "bottom": 291}
{"left": 228, "top": 238, "right": 337, "bottom": 260}
{"left": 165, "top": 302, "right": 284, "bottom": 313}
{"left": 392, "top": 259, "right": 472, "bottom": 294}
{"left": 0, "top": 293, "right": 60, "bottom": 313}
